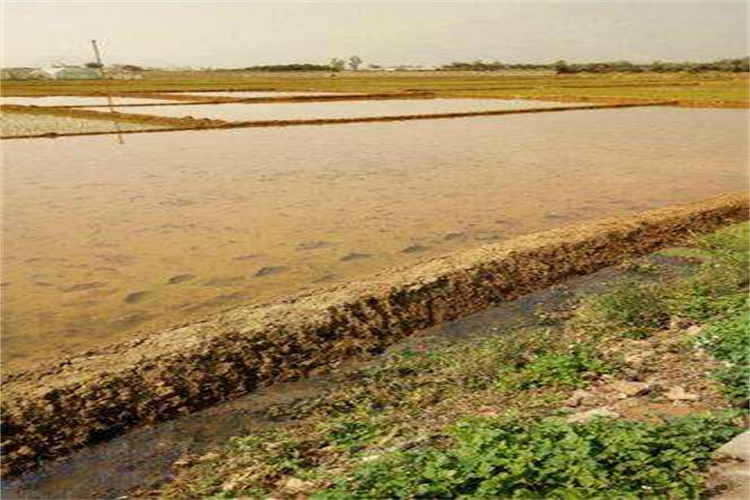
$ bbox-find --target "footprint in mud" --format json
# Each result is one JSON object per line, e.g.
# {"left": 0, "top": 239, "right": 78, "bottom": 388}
{"left": 297, "top": 241, "right": 332, "bottom": 251}
{"left": 340, "top": 252, "right": 373, "bottom": 262}
{"left": 401, "top": 244, "right": 429, "bottom": 254}
{"left": 233, "top": 254, "right": 261, "bottom": 261}
{"left": 167, "top": 274, "right": 196, "bottom": 285}
{"left": 203, "top": 276, "right": 246, "bottom": 287}
{"left": 109, "top": 311, "right": 151, "bottom": 331}
{"left": 443, "top": 232, "right": 466, "bottom": 241}
{"left": 61, "top": 282, "right": 107, "bottom": 293}
{"left": 543, "top": 213, "right": 573, "bottom": 221}
{"left": 314, "top": 273, "right": 340, "bottom": 283}
{"left": 254, "top": 266, "right": 288, "bottom": 277}
{"left": 475, "top": 233, "right": 501, "bottom": 241}
{"left": 124, "top": 291, "right": 152, "bottom": 304}
{"left": 181, "top": 291, "right": 251, "bottom": 312}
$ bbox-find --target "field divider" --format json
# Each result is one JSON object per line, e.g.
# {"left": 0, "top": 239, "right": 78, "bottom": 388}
{"left": 12, "top": 92, "right": 437, "bottom": 107}
{"left": 1, "top": 100, "right": 677, "bottom": 140}
{"left": 2, "top": 191, "right": 747, "bottom": 476}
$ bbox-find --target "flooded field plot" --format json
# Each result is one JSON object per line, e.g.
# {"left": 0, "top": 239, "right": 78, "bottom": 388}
{"left": 2, "top": 107, "right": 747, "bottom": 372}
{"left": 1, "top": 96, "right": 181, "bottom": 107}
{"left": 0, "top": 112, "right": 170, "bottom": 137}
{"left": 84, "top": 98, "right": 588, "bottom": 121}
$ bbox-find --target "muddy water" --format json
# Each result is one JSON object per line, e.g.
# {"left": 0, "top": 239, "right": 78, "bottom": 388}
{"left": 84, "top": 98, "right": 587, "bottom": 121}
{"left": 2, "top": 107, "right": 747, "bottom": 372}
{"left": 0, "top": 96, "right": 178, "bottom": 106}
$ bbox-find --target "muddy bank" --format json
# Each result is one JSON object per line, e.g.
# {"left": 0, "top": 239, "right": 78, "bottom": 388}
{"left": 0, "top": 104, "right": 225, "bottom": 130}
{"left": 1, "top": 100, "right": 673, "bottom": 140}
{"left": 493, "top": 93, "right": 748, "bottom": 109}
{"left": 2, "top": 192, "right": 747, "bottom": 476}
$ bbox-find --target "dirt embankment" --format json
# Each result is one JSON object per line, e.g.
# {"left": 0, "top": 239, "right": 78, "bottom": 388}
{"left": 494, "top": 94, "right": 749, "bottom": 109}
{"left": 2, "top": 192, "right": 747, "bottom": 477}
{"left": 28, "top": 91, "right": 436, "bottom": 108}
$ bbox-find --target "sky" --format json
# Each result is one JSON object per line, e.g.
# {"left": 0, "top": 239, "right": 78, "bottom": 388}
{"left": 2, "top": 1, "right": 748, "bottom": 68}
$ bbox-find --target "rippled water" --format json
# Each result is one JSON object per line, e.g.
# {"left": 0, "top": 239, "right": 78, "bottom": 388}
{"left": 2, "top": 107, "right": 747, "bottom": 371}
{"left": 86, "top": 98, "right": 586, "bottom": 121}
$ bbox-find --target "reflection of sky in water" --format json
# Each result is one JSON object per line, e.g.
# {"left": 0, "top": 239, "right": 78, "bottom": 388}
{"left": 2, "top": 107, "right": 747, "bottom": 371}
{"left": 85, "top": 98, "right": 587, "bottom": 121}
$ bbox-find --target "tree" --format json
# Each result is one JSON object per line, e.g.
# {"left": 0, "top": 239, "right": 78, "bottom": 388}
{"left": 329, "top": 58, "right": 346, "bottom": 72}
{"left": 348, "top": 55, "right": 363, "bottom": 71}
{"left": 554, "top": 60, "right": 571, "bottom": 74}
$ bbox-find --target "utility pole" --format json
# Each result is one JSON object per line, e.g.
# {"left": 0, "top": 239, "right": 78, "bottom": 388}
{"left": 90, "top": 39, "right": 124, "bottom": 144}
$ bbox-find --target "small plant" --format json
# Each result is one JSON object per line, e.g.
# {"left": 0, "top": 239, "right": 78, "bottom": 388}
{"left": 508, "top": 344, "right": 610, "bottom": 390}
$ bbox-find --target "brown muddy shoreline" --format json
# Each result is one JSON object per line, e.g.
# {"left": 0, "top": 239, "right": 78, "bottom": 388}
{"left": 1, "top": 100, "right": 674, "bottom": 139}
{"left": 2, "top": 192, "right": 747, "bottom": 477}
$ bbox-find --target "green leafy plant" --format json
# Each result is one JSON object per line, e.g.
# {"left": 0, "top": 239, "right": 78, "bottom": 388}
{"left": 314, "top": 414, "right": 742, "bottom": 500}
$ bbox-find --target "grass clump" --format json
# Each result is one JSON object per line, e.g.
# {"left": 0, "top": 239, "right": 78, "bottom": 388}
{"left": 314, "top": 413, "right": 742, "bottom": 500}
{"left": 578, "top": 280, "right": 669, "bottom": 339}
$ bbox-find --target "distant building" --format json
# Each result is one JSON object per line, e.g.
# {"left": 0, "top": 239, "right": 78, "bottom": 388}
{"left": 29, "top": 66, "right": 99, "bottom": 80}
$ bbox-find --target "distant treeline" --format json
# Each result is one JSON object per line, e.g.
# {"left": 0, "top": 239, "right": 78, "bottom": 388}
{"left": 239, "top": 63, "right": 333, "bottom": 71}
{"left": 440, "top": 57, "right": 750, "bottom": 73}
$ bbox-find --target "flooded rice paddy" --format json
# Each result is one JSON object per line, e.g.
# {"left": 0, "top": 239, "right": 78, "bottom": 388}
{"left": 84, "top": 98, "right": 586, "bottom": 121}
{"left": 0, "top": 96, "right": 179, "bottom": 106}
{"left": 2, "top": 107, "right": 747, "bottom": 372}
{"left": 1, "top": 113, "right": 170, "bottom": 137}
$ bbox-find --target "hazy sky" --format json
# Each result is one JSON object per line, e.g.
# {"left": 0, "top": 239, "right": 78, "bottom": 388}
{"left": 2, "top": 1, "right": 748, "bottom": 68}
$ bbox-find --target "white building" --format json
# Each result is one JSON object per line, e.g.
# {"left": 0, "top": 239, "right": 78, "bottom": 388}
{"left": 29, "top": 66, "right": 99, "bottom": 80}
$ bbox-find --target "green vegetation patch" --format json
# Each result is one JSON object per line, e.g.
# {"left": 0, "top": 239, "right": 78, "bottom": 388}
{"left": 315, "top": 413, "right": 742, "bottom": 500}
